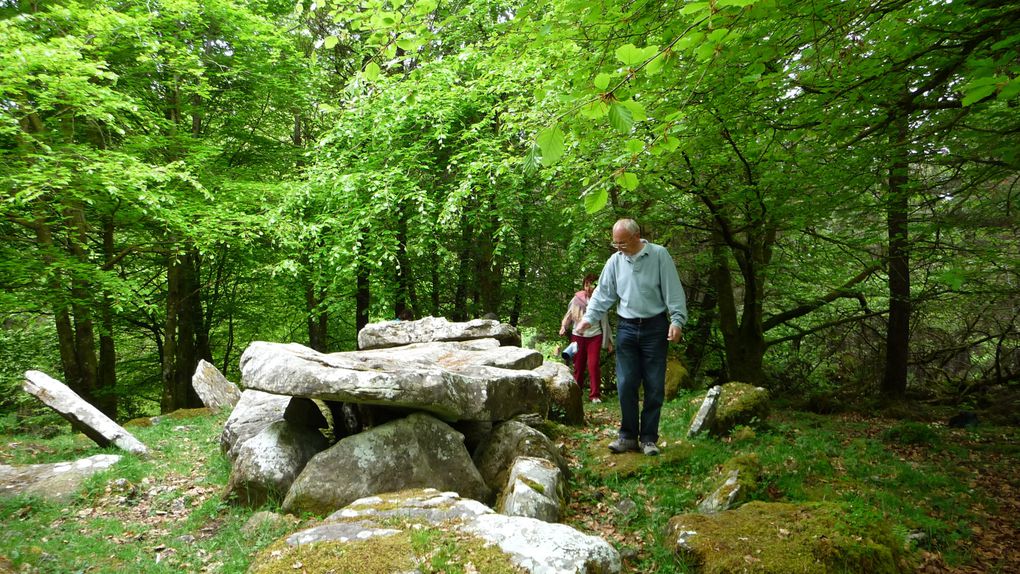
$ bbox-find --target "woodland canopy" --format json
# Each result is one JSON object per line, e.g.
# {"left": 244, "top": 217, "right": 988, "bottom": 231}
{"left": 1, "top": 0, "right": 1018, "bottom": 420}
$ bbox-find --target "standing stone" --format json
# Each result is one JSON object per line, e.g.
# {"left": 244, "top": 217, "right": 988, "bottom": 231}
{"left": 710, "top": 382, "right": 770, "bottom": 436}
{"left": 499, "top": 456, "right": 566, "bottom": 523}
{"left": 473, "top": 420, "right": 570, "bottom": 494}
{"left": 220, "top": 389, "right": 290, "bottom": 461}
{"left": 533, "top": 362, "right": 584, "bottom": 426}
{"left": 190, "top": 360, "right": 241, "bottom": 412}
{"left": 22, "top": 371, "right": 148, "bottom": 456}
{"left": 697, "top": 470, "right": 741, "bottom": 514}
{"left": 357, "top": 316, "right": 522, "bottom": 350}
{"left": 687, "top": 385, "right": 721, "bottom": 437}
{"left": 282, "top": 413, "right": 491, "bottom": 515}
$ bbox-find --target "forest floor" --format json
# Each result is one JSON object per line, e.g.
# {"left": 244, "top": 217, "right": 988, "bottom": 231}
{"left": 557, "top": 402, "right": 1020, "bottom": 573}
{"left": 1, "top": 395, "right": 1019, "bottom": 573}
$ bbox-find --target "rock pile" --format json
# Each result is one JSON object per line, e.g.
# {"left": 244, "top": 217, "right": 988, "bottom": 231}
{"left": 221, "top": 317, "right": 581, "bottom": 521}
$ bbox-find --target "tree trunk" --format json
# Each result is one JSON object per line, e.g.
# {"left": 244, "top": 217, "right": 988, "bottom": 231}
{"left": 34, "top": 220, "right": 85, "bottom": 394}
{"left": 66, "top": 203, "right": 100, "bottom": 405}
{"left": 453, "top": 217, "right": 474, "bottom": 321}
{"left": 356, "top": 248, "right": 370, "bottom": 339}
{"left": 305, "top": 279, "right": 328, "bottom": 351}
{"left": 161, "top": 249, "right": 183, "bottom": 413}
{"left": 97, "top": 217, "right": 118, "bottom": 417}
{"left": 712, "top": 231, "right": 767, "bottom": 385}
{"left": 161, "top": 246, "right": 206, "bottom": 412}
{"left": 883, "top": 111, "right": 911, "bottom": 397}
{"left": 395, "top": 208, "right": 416, "bottom": 319}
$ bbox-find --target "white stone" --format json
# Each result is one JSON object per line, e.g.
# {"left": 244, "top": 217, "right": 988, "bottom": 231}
{"left": 22, "top": 371, "right": 147, "bottom": 456}
{"left": 191, "top": 359, "right": 241, "bottom": 412}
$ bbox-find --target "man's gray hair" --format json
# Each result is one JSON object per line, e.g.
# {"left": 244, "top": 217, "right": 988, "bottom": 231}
{"left": 615, "top": 218, "right": 640, "bottom": 235}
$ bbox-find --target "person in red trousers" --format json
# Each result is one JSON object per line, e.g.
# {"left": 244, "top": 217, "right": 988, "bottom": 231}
{"left": 559, "top": 273, "right": 614, "bottom": 403}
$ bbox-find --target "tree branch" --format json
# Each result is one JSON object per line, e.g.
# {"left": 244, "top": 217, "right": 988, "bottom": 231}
{"left": 763, "top": 264, "right": 880, "bottom": 332}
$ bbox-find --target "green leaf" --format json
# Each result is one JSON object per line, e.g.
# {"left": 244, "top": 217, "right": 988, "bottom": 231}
{"left": 625, "top": 139, "right": 644, "bottom": 154}
{"left": 937, "top": 269, "right": 965, "bottom": 291}
{"left": 364, "top": 62, "right": 381, "bottom": 81}
{"left": 716, "top": 0, "right": 756, "bottom": 7}
{"left": 674, "top": 32, "right": 705, "bottom": 51}
{"left": 608, "top": 104, "right": 634, "bottom": 133}
{"left": 999, "top": 78, "right": 1020, "bottom": 100}
{"left": 990, "top": 33, "right": 1020, "bottom": 51}
{"left": 537, "top": 125, "right": 566, "bottom": 166}
{"left": 523, "top": 144, "right": 542, "bottom": 174}
{"left": 652, "top": 136, "right": 681, "bottom": 155}
{"left": 581, "top": 100, "right": 610, "bottom": 119}
{"left": 696, "top": 42, "right": 718, "bottom": 61}
{"left": 616, "top": 172, "right": 639, "bottom": 190}
{"left": 396, "top": 38, "right": 415, "bottom": 51}
{"left": 594, "top": 73, "right": 612, "bottom": 91}
{"left": 681, "top": 2, "right": 709, "bottom": 14}
{"left": 620, "top": 100, "right": 647, "bottom": 121}
{"left": 323, "top": 35, "right": 339, "bottom": 50}
{"left": 708, "top": 28, "right": 729, "bottom": 42}
{"left": 584, "top": 188, "right": 608, "bottom": 213}
{"left": 615, "top": 44, "right": 643, "bottom": 66}
{"left": 645, "top": 53, "right": 665, "bottom": 75}
{"left": 962, "top": 83, "right": 997, "bottom": 106}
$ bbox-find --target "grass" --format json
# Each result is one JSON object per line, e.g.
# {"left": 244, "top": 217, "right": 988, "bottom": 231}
{"left": 1, "top": 392, "right": 1016, "bottom": 573}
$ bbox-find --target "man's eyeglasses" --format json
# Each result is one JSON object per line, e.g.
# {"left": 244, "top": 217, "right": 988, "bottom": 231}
{"left": 610, "top": 235, "right": 634, "bottom": 249}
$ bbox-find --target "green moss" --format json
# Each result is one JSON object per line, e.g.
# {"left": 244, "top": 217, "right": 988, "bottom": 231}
{"left": 713, "top": 453, "right": 761, "bottom": 504}
{"left": 587, "top": 441, "right": 695, "bottom": 479}
{"left": 712, "top": 382, "right": 770, "bottom": 436}
{"left": 665, "top": 359, "right": 690, "bottom": 401}
{"left": 164, "top": 407, "right": 215, "bottom": 420}
{"left": 668, "top": 501, "right": 912, "bottom": 574}
{"left": 520, "top": 477, "right": 545, "bottom": 494}
{"left": 249, "top": 527, "right": 525, "bottom": 574}
{"left": 248, "top": 534, "right": 417, "bottom": 574}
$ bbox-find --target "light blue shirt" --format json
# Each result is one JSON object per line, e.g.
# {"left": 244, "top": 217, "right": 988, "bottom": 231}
{"left": 583, "top": 240, "right": 688, "bottom": 328}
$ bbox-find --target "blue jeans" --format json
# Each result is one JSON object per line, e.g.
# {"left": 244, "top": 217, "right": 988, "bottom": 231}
{"left": 615, "top": 313, "right": 668, "bottom": 444}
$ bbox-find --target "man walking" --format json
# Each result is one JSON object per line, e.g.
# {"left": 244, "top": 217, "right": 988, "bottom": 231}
{"left": 575, "top": 219, "right": 687, "bottom": 455}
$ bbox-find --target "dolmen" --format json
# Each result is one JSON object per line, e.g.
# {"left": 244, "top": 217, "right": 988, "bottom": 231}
{"left": 222, "top": 317, "right": 614, "bottom": 573}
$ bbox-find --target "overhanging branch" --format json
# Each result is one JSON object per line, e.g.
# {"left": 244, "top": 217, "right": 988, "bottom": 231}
{"left": 762, "top": 264, "right": 881, "bottom": 332}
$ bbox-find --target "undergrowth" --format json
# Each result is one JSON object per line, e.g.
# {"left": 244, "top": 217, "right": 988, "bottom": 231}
{"left": 0, "top": 392, "right": 1013, "bottom": 573}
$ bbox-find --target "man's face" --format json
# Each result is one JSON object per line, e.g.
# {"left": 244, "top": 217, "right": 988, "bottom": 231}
{"left": 611, "top": 227, "right": 641, "bottom": 256}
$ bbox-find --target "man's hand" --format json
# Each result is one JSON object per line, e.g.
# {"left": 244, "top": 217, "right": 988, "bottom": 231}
{"left": 668, "top": 324, "right": 683, "bottom": 343}
{"left": 576, "top": 319, "right": 591, "bottom": 333}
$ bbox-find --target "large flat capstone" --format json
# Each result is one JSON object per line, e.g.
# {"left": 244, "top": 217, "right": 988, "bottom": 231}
{"left": 239, "top": 341, "right": 548, "bottom": 422}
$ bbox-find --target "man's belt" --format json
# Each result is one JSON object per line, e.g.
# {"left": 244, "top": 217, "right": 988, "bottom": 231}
{"left": 618, "top": 312, "right": 667, "bottom": 325}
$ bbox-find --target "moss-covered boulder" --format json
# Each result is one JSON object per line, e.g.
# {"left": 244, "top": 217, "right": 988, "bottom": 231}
{"left": 665, "top": 359, "right": 690, "bottom": 401}
{"left": 711, "top": 382, "right": 769, "bottom": 436}
{"left": 697, "top": 453, "right": 761, "bottom": 514}
{"left": 667, "top": 501, "right": 911, "bottom": 573}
